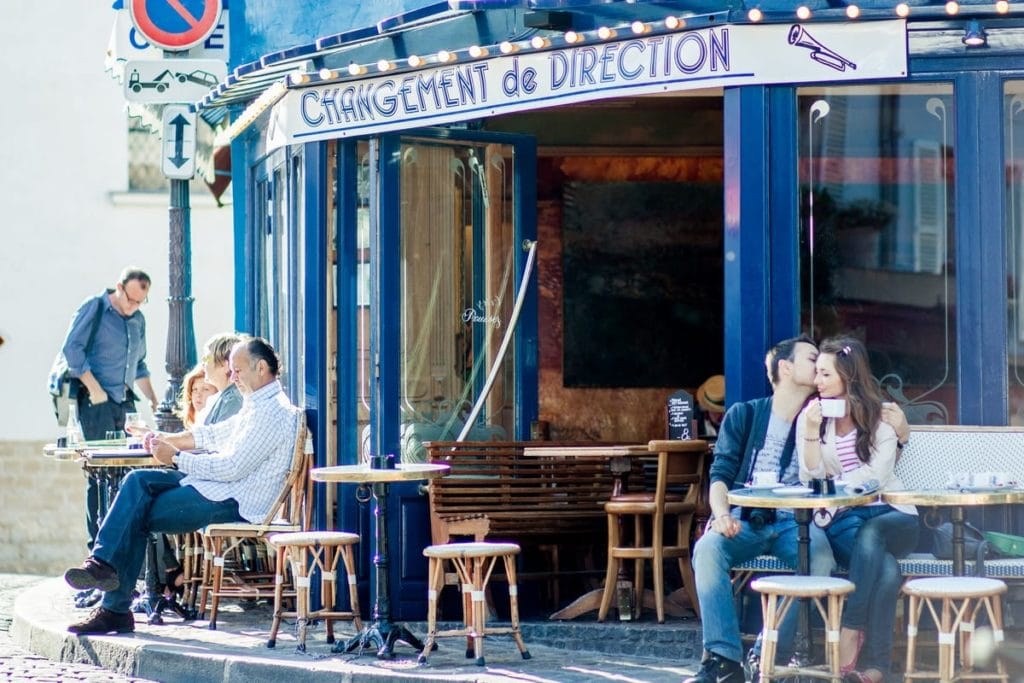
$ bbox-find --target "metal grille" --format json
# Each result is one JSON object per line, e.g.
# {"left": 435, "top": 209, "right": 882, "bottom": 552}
{"left": 128, "top": 122, "right": 168, "bottom": 191}
{"left": 127, "top": 119, "right": 216, "bottom": 193}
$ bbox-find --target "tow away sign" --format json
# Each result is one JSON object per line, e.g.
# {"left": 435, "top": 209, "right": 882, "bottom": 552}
{"left": 124, "top": 58, "right": 227, "bottom": 103}
{"left": 162, "top": 105, "right": 197, "bottom": 180}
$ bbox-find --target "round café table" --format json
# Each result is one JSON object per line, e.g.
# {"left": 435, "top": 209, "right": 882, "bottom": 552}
{"left": 311, "top": 462, "right": 449, "bottom": 659}
{"left": 882, "top": 488, "right": 1024, "bottom": 576}
{"left": 728, "top": 485, "right": 876, "bottom": 668}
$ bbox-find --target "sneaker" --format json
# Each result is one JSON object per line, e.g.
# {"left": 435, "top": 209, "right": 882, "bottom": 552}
{"left": 683, "top": 653, "right": 745, "bottom": 683}
{"left": 744, "top": 650, "right": 761, "bottom": 682}
{"left": 64, "top": 557, "right": 120, "bottom": 592}
{"left": 68, "top": 607, "right": 135, "bottom": 635}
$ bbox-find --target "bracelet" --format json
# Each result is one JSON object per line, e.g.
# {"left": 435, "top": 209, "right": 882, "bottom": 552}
{"left": 804, "top": 437, "right": 819, "bottom": 442}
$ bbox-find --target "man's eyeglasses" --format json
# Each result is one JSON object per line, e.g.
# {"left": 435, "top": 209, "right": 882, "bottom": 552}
{"left": 124, "top": 292, "right": 148, "bottom": 305}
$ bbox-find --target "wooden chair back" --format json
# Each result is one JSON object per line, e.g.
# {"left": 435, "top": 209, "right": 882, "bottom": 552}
{"left": 648, "top": 439, "right": 710, "bottom": 513}
{"left": 258, "top": 408, "right": 312, "bottom": 529}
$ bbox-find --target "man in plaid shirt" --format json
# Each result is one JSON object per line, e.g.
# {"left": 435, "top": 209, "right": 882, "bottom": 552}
{"left": 63, "top": 337, "right": 302, "bottom": 636}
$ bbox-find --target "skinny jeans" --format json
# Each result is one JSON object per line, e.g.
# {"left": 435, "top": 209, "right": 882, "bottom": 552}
{"left": 826, "top": 505, "right": 919, "bottom": 673}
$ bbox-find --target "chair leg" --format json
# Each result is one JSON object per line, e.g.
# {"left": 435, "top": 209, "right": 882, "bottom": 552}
{"left": 418, "top": 556, "right": 443, "bottom": 664}
{"left": 760, "top": 591, "right": 779, "bottom": 682}
{"left": 652, "top": 513, "right": 665, "bottom": 624}
{"left": 503, "top": 553, "right": 530, "bottom": 660}
{"left": 320, "top": 545, "right": 337, "bottom": 644}
{"left": 904, "top": 594, "right": 920, "bottom": 682}
{"left": 598, "top": 512, "right": 620, "bottom": 622}
{"left": 267, "top": 544, "right": 288, "bottom": 648}
{"left": 339, "top": 544, "right": 363, "bottom": 631}
{"left": 293, "top": 545, "right": 311, "bottom": 652}
{"left": 470, "top": 557, "right": 486, "bottom": 666}
{"left": 676, "top": 515, "right": 700, "bottom": 619}
{"left": 208, "top": 536, "right": 225, "bottom": 630}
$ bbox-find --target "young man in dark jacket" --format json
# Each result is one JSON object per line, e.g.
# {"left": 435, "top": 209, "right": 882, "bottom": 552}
{"left": 684, "top": 335, "right": 833, "bottom": 683}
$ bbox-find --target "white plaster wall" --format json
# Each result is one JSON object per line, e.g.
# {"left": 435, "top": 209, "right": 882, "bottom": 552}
{"left": 0, "top": 3, "right": 235, "bottom": 443}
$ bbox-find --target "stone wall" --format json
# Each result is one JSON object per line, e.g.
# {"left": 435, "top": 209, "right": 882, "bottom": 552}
{"left": 0, "top": 441, "right": 88, "bottom": 574}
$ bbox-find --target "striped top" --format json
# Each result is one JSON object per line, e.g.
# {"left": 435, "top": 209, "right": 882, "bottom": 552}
{"left": 835, "top": 429, "right": 860, "bottom": 473}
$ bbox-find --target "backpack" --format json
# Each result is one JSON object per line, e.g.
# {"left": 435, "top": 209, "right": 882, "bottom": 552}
{"left": 48, "top": 297, "right": 104, "bottom": 426}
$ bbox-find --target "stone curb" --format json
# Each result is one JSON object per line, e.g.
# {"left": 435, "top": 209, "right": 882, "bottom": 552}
{"left": 12, "top": 577, "right": 702, "bottom": 682}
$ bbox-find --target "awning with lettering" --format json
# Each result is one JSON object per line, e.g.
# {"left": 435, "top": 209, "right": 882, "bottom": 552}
{"left": 266, "top": 19, "right": 906, "bottom": 149}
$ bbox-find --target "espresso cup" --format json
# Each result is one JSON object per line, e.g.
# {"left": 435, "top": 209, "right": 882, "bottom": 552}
{"left": 752, "top": 471, "right": 778, "bottom": 488}
{"left": 820, "top": 398, "right": 847, "bottom": 418}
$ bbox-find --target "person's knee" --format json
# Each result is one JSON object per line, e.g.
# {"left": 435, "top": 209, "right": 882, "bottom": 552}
{"left": 693, "top": 532, "right": 732, "bottom": 581}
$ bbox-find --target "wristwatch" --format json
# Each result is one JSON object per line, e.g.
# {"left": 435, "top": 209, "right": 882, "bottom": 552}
{"left": 171, "top": 452, "right": 180, "bottom": 466}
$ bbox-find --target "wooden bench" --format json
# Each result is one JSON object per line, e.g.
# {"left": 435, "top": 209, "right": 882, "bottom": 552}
{"left": 733, "top": 425, "right": 1024, "bottom": 584}
{"left": 425, "top": 440, "right": 619, "bottom": 547}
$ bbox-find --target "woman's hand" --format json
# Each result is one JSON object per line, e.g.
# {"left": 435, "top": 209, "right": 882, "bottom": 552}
{"left": 805, "top": 399, "right": 823, "bottom": 429}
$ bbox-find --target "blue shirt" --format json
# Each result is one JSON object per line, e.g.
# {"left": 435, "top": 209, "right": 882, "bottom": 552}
{"left": 61, "top": 290, "right": 150, "bottom": 403}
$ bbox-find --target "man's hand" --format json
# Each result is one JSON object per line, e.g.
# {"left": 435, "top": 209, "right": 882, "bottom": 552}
{"left": 881, "top": 402, "right": 910, "bottom": 444}
{"left": 151, "top": 438, "right": 176, "bottom": 466}
{"left": 710, "top": 512, "right": 742, "bottom": 537}
{"left": 88, "top": 388, "right": 108, "bottom": 406}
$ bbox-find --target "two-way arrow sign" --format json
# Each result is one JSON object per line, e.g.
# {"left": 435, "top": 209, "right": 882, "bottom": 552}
{"left": 161, "top": 105, "right": 196, "bottom": 180}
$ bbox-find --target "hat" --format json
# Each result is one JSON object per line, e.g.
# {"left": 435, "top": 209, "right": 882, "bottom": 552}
{"left": 696, "top": 375, "right": 726, "bottom": 413}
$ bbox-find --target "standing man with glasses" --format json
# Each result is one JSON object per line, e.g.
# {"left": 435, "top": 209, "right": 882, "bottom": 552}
{"left": 58, "top": 266, "right": 160, "bottom": 554}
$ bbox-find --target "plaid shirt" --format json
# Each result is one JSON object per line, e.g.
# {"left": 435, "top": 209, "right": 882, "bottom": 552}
{"left": 178, "top": 380, "right": 299, "bottom": 522}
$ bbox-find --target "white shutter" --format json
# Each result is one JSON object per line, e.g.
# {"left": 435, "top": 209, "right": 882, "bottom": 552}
{"left": 913, "top": 139, "right": 945, "bottom": 274}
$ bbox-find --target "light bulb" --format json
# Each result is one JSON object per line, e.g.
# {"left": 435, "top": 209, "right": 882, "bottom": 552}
{"left": 597, "top": 26, "right": 616, "bottom": 40}
{"left": 747, "top": 8, "right": 763, "bottom": 22}
{"left": 896, "top": 3, "right": 910, "bottom": 17}
{"left": 408, "top": 54, "right": 423, "bottom": 67}
{"left": 945, "top": 1, "right": 959, "bottom": 15}
{"left": 846, "top": 5, "right": 860, "bottom": 18}
{"left": 564, "top": 31, "right": 582, "bottom": 44}
{"left": 468, "top": 45, "right": 488, "bottom": 58}
{"left": 797, "top": 6, "right": 811, "bottom": 20}
{"left": 664, "top": 16, "right": 684, "bottom": 30}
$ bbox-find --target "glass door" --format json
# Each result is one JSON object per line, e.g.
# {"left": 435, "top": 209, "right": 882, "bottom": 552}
{"left": 394, "top": 136, "right": 522, "bottom": 462}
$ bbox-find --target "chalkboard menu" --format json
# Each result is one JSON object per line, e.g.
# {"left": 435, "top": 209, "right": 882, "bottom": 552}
{"left": 667, "top": 389, "right": 694, "bottom": 440}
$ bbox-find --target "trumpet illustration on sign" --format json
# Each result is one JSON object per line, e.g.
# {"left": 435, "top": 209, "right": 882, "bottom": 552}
{"left": 788, "top": 24, "right": 857, "bottom": 72}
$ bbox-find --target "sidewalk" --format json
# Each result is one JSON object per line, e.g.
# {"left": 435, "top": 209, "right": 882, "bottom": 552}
{"left": 11, "top": 577, "right": 704, "bottom": 682}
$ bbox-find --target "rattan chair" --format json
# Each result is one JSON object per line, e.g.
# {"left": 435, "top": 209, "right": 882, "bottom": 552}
{"left": 197, "top": 410, "right": 312, "bottom": 630}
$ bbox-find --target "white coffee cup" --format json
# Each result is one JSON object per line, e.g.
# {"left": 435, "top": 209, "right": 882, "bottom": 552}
{"left": 751, "top": 471, "right": 778, "bottom": 488}
{"left": 820, "top": 398, "right": 847, "bottom": 418}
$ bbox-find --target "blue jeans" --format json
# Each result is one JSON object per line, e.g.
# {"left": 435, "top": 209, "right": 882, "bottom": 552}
{"left": 92, "top": 469, "right": 243, "bottom": 613}
{"left": 78, "top": 392, "right": 134, "bottom": 550}
{"left": 692, "top": 509, "right": 836, "bottom": 664}
{"left": 826, "top": 505, "right": 919, "bottom": 672}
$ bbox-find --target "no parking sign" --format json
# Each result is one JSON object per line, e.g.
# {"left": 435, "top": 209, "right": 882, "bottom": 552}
{"left": 129, "top": 0, "right": 222, "bottom": 51}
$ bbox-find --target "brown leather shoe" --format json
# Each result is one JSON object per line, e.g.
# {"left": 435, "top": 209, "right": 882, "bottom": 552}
{"left": 68, "top": 607, "right": 135, "bottom": 635}
{"left": 64, "top": 557, "right": 120, "bottom": 592}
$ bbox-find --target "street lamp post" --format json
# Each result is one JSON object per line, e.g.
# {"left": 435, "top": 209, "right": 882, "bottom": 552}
{"left": 155, "top": 176, "right": 196, "bottom": 432}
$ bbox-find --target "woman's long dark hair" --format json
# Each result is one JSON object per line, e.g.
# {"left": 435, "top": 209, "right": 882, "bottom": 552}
{"left": 818, "top": 336, "right": 883, "bottom": 464}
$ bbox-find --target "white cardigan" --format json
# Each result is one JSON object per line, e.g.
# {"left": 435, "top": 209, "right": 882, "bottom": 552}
{"left": 796, "top": 407, "right": 917, "bottom": 517}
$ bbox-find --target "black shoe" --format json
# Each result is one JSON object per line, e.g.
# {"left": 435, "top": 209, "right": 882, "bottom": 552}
{"left": 744, "top": 650, "right": 761, "bottom": 682}
{"left": 65, "top": 557, "right": 120, "bottom": 592}
{"left": 683, "top": 653, "right": 745, "bottom": 683}
{"left": 68, "top": 607, "right": 135, "bottom": 635}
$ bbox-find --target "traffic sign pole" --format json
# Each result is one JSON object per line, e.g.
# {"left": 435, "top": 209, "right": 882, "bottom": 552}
{"left": 154, "top": 50, "right": 200, "bottom": 433}
{"left": 123, "top": 2, "right": 222, "bottom": 429}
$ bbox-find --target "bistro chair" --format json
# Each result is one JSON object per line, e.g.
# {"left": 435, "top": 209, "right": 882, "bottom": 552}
{"left": 751, "top": 575, "right": 855, "bottom": 682}
{"left": 598, "top": 439, "right": 709, "bottom": 622}
{"left": 197, "top": 410, "right": 312, "bottom": 630}
{"left": 265, "top": 530, "right": 362, "bottom": 651}
{"left": 419, "top": 541, "right": 531, "bottom": 667}
{"left": 902, "top": 576, "right": 1009, "bottom": 683}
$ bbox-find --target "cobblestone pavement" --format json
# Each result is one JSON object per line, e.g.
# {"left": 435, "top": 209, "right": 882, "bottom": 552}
{"left": 0, "top": 574, "right": 155, "bottom": 682}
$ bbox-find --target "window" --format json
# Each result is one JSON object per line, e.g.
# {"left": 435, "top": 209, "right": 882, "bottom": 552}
{"left": 798, "top": 84, "right": 957, "bottom": 423}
